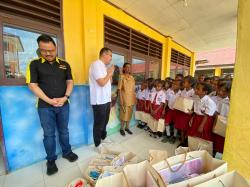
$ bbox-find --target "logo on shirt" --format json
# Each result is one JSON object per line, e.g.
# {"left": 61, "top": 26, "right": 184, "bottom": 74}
{"left": 59, "top": 65, "right": 67, "bottom": 70}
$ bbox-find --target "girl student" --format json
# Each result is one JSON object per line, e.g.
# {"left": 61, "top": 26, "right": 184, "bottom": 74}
{"left": 187, "top": 83, "right": 217, "bottom": 141}
{"left": 161, "top": 80, "right": 182, "bottom": 144}
{"left": 174, "top": 75, "right": 196, "bottom": 147}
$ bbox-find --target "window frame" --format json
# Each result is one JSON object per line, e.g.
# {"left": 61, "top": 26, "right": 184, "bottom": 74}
{"left": 131, "top": 51, "right": 148, "bottom": 83}
{"left": 0, "top": 12, "right": 64, "bottom": 85}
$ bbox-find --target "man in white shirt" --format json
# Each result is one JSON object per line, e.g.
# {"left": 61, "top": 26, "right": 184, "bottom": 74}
{"left": 89, "top": 47, "right": 114, "bottom": 148}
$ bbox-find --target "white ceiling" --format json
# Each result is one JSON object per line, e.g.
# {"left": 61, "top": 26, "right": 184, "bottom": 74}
{"left": 107, "top": 0, "right": 238, "bottom": 52}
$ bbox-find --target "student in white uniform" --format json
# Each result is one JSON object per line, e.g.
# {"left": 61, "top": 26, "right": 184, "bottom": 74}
{"left": 150, "top": 80, "right": 166, "bottom": 121}
{"left": 89, "top": 47, "right": 114, "bottom": 150}
{"left": 136, "top": 81, "right": 147, "bottom": 128}
{"left": 175, "top": 75, "right": 196, "bottom": 146}
{"left": 187, "top": 83, "right": 217, "bottom": 141}
{"left": 162, "top": 80, "right": 182, "bottom": 144}
{"left": 143, "top": 78, "right": 155, "bottom": 130}
{"left": 213, "top": 81, "right": 231, "bottom": 153}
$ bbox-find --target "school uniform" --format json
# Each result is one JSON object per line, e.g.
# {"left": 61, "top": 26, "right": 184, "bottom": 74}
{"left": 213, "top": 97, "right": 230, "bottom": 153}
{"left": 210, "top": 95, "right": 222, "bottom": 104}
{"left": 150, "top": 90, "right": 166, "bottom": 120}
{"left": 187, "top": 95, "right": 217, "bottom": 141}
{"left": 175, "top": 88, "right": 195, "bottom": 131}
{"left": 164, "top": 89, "right": 181, "bottom": 125}
{"left": 209, "top": 91, "right": 217, "bottom": 97}
{"left": 136, "top": 89, "right": 146, "bottom": 111}
{"left": 145, "top": 88, "right": 156, "bottom": 113}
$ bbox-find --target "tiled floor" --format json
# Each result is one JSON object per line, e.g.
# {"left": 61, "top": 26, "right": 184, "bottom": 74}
{"left": 0, "top": 127, "right": 179, "bottom": 187}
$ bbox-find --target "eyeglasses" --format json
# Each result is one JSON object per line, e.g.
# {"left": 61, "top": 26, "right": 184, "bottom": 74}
{"left": 39, "top": 49, "right": 56, "bottom": 54}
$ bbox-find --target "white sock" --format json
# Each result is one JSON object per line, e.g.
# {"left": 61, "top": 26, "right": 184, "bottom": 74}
{"left": 166, "top": 126, "right": 171, "bottom": 136}
{"left": 174, "top": 128, "right": 178, "bottom": 137}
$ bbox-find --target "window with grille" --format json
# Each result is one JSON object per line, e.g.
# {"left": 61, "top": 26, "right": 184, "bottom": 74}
{"left": 170, "top": 49, "right": 191, "bottom": 67}
{"left": 104, "top": 16, "right": 162, "bottom": 60}
{"left": 170, "top": 49, "right": 191, "bottom": 78}
{"left": 0, "top": 0, "right": 61, "bottom": 27}
{"left": 0, "top": 0, "right": 63, "bottom": 85}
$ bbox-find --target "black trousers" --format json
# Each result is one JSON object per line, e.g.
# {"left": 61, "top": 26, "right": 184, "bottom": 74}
{"left": 92, "top": 102, "right": 111, "bottom": 147}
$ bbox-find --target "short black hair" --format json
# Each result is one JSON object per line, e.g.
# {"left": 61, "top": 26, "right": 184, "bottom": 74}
{"left": 122, "top": 62, "right": 131, "bottom": 73}
{"left": 146, "top": 78, "right": 154, "bottom": 83}
{"left": 123, "top": 62, "right": 131, "bottom": 68}
{"left": 218, "top": 81, "right": 232, "bottom": 93}
{"left": 204, "top": 77, "right": 212, "bottom": 81}
{"left": 175, "top": 74, "right": 184, "bottom": 79}
{"left": 99, "top": 47, "right": 112, "bottom": 57}
{"left": 37, "top": 34, "right": 56, "bottom": 46}
{"left": 184, "top": 75, "right": 196, "bottom": 87}
{"left": 198, "top": 83, "right": 213, "bottom": 94}
{"left": 174, "top": 79, "right": 183, "bottom": 87}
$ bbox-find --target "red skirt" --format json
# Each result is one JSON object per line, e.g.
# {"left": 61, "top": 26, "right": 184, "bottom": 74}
{"left": 187, "top": 114, "right": 215, "bottom": 141}
{"left": 165, "top": 109, "right": 177, "bottom": 125}
{"left": 144, "top": 100, "right": 151, "bottom": 113}
{"left": 213, "top": 133, "right": 225, "bottom": 153}
{"left": 151, "top": 104, "right": 164, "bottom": 120}
{"left": 136, "top": 99, "right": 145, "bottom": 111}
{"left": 174, "top": 111, "right": 192, "bottom": 131}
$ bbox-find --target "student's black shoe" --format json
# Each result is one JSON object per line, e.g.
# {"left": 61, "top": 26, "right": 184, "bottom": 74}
{"left": 63, "top": 152, "right": 78, "bottom": 162}
{"left": 125, "top": 128, "right": 133, "bottom": 135}
{"left": 169, "top": 136, "right": 177, "bottom": 144}
{"left": 120, "top": 129, "right": 126, "bottom": 136}
{"left": 46, "top": 160, "right": 58, "bottom": 176}
{"left": 137, "top": 124, "right": 143, "bottom": 129}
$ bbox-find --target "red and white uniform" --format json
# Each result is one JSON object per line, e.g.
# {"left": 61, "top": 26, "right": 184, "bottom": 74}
{"left": 213, "top": 96, "right": 230, "bottom": 153}
{"left": 175, "top": 88, "right": 195, "bottom": 131}
{"left": 164, "top": 89, "right": 181, "bottom": 125}
{"left": 188, "top": 95, "right": 216, "bottom": 141}
{"left": 144, "top": 88, "right": 156, "bottom": 113}
{"left": 136, "top": 89, "right": 146, "bottom": 111}
{"left": 150, "top": 90, "right": 166, "bottom": 120}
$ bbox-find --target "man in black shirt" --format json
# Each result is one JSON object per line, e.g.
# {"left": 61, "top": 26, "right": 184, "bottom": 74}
{"left": 26, "top": 34, "right": 78, "bottom": 175}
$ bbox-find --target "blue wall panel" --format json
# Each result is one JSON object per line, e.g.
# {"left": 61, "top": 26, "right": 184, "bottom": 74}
{"left": 0, "top": 85, "right": 136, "bottom": 171}
{"left": 0, "top": 85, "right": 90, "bottom": 171}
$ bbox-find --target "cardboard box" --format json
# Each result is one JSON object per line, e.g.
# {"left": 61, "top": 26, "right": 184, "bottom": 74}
{"left": 173, "top": 97, "right": 194, "bottom": 113}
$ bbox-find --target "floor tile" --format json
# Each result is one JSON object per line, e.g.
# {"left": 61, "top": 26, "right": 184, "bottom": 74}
{"left": 3, "top": 162, "right": 43, "bottom": 187}
{"left": 44, "top": 166, "right": 82, "bottom": 187}
{"left": 0, "top": 175, "right": 6, "bottom": 187}
{"left": 42, "top": 157, "right": 77, "bottom": 180}
{"left": 27, "top": 180, "right": 45, "bottom": 187}
{"left": 1, "top": 129, "right": 179, "bottom": 187}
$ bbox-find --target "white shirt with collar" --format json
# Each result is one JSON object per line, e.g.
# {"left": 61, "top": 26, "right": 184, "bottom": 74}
{"left": 136, "top": 89, "right": 146, "bottom": 100}
{"left": 181, "top": 88, "right": 195, "bottom": 98}
{"left": 193, "top": 95, "right": 217, "bottom": 116}
{"left": 150, "top": 90, "right": 166, "bottom": 105}
{"left": 89, "top": 59, "right": 111, "bottom": 105}
{"left": 217, "top": 97, "right": 230, "bottom": 117}
{"left": 166, "top": 89, "right": 181, "bottom": 109}
{"left": 145, "top": 88, "right": 156, "bottom": 101}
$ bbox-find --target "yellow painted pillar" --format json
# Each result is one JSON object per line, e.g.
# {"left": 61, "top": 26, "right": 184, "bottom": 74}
{"left": 63, "top": 0, "right": 85, "bottom": 84}
{"left": 82, "top": 0, "right": 101, "bottom": 83}
{"left": 164, "top": 37, "right": 172, "bottom": 77}
{"left": 223, "top": 0, "right": 250, "bottom": 178}
{"left": 214, "top": 67, "right": 222, "bottom": 76}
{"left": 190, "top": 52, "right": 196, "bottom": 76}
{"left": 160, "top": 42, "right": 167, "bottom": 80}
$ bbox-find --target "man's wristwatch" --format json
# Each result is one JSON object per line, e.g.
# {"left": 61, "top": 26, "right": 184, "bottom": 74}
{"left": 65, "top": 94, "right": 70, "bottom": 99}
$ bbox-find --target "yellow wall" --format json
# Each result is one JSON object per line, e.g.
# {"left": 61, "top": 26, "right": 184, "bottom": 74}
{"left": 63, "top": 0, "right": 194, "bottom": 84}
{"left": 63, "top": 0, "right": 85, "bottom": 84}
{"left": 223, "top": 0, "right": 250, "bottom": 178}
